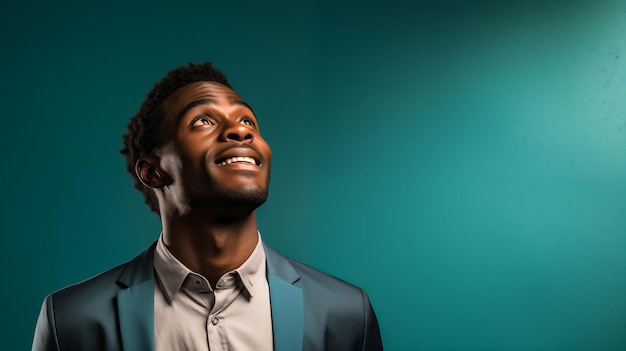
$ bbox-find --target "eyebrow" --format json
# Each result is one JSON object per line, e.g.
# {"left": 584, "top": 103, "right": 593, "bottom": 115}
{"left": 177, "top": 99, "right": 255, "bottom": 121}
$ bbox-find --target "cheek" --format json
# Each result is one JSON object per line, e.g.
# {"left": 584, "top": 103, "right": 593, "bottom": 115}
{"left": 258, "top": 139, "right": 272, "bottom": 164}
{"left": 176, "top": 137, "right": 210, "bottom": 166}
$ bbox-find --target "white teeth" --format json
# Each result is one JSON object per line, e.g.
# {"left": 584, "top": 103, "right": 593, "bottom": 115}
{"left": 219, "top": 156, "right": 257, "bottom": 166}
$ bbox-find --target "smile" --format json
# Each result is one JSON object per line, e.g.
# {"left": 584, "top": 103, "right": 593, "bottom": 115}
{"left": 217, "top": 156, "right": 260, "bottom": 166}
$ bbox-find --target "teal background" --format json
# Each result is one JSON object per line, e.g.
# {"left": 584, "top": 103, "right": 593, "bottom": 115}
{"left": 1, "top": 1, "right": 625, "bottom": 350}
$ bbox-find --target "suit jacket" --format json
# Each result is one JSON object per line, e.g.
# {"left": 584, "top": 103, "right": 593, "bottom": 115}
{"left": 32, "top": 242, "right": 383, "bottom": 351}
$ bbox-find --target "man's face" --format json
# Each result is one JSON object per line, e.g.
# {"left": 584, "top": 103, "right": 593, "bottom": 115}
{"left": 157, "top": 81, "right": 272, "bottom": 212}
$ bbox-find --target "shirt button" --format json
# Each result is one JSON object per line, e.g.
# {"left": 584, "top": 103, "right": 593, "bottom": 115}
{"left": 194, "top": 279, "right": 202, "bottom": 286}
{"left": 211, "top": 316, "right": 219, "bottom": 325}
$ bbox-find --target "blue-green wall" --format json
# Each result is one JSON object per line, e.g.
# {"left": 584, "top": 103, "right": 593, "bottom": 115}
{"left": 2, "top": 1, "right": 624, "bottom": 350}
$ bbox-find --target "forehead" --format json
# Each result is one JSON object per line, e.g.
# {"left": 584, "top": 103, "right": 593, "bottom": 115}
{"left": 162, "top": 81, "right": 244, "bottom": 115}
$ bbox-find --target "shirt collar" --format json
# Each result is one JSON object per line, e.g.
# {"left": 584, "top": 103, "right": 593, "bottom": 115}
{"left": 153, "top": 232, "right": 266, "bottom": 303}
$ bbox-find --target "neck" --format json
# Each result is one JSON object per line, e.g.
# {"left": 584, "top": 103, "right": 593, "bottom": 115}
{"left": 160, "top": 208, "right": 260, "bottom": 286}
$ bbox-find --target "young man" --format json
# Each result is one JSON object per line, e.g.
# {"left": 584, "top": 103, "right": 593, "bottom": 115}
{"left": 32, "top": 62, "right": 383, "bottom": 351}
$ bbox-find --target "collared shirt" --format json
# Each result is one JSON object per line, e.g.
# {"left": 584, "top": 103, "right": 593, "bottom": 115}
{"left": 153, "top": 233, "right": 273, "bottom": 351}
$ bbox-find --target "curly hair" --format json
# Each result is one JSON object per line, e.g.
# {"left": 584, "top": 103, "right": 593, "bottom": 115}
{"left": 120, "top": 62, "right": 232, "bottom": 215}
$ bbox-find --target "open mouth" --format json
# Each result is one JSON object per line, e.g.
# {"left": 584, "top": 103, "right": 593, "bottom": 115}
{"left": 216, "top": 156, "right": 260, "bottom": 166}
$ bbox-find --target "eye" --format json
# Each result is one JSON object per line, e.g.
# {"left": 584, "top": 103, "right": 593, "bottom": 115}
{"left": 190, "top": 115, "right": 214, "bottom": 128}
{"left": 241, "top": 116, "right": 255, "bottom": 126}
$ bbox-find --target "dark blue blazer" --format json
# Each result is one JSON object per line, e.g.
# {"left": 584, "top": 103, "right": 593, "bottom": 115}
{"left": 32, "top": 243, "right": 383, "bottom": 350}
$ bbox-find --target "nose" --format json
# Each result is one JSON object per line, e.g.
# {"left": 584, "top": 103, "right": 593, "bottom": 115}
{"left": 220, "top": 120, "right": 253, "bottom": 142}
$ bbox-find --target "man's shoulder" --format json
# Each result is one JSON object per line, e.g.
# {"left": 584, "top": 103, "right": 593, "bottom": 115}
{"left": 288, "top": 256, "right": 362, "bottom": 291}
{"left": 264, "top": 244, "right": 366, "bottom": 300}
{"left": 49, "top": 242, "right": 155, "bottom": 309}
{"left": 51, "top": 261, "right": 126, "bottom": 302}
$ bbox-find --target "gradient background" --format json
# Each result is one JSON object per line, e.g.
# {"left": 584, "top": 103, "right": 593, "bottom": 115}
{"left": 2, "top": 1, "right": 625, "bottom": 350}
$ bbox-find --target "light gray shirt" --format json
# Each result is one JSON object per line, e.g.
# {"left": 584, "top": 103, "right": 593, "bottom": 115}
{"left": 153, "top": 233, "right": 273, "bottom": 351}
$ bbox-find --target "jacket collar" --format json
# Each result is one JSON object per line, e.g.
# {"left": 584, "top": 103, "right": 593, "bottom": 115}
{"left": 114, "top": 241, "right": 304, "bottom": 351}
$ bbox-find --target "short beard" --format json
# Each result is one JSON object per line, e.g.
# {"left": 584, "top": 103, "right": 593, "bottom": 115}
{"left": 202, "top": 171, "right": 270, "bottom": 214}
{"left": 213, "top": 184, "right": 268, "bottom": 210}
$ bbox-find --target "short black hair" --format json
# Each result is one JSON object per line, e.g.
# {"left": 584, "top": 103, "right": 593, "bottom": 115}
{"left": 120, "top": 62, "right": 231, "bottom": 215}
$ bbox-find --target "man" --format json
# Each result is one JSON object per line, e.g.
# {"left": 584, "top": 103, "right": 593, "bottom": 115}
{"left": 32, "top": 62, "right": 383, "bottom": 351}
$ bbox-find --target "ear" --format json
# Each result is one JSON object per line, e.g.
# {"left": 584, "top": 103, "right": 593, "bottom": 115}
{"left": 135, "top": 156, "right": 171, "bottom": 188}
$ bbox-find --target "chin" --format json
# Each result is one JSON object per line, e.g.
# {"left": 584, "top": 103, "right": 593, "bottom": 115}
{"left": 214, "top": 184, "right": 268, "bottom": 210}
{"left": 227, "top": 191, "right": 267, "bottom": 208}
{"left": 198, "top": 173, "right": 270, "bottom": 210}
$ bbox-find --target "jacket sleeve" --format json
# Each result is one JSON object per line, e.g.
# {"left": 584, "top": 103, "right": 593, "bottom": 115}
{"left": 32, "top": 295, "right": 60, "bottom": 351}
{"left": 361, "top": 289, "right": 383, "bottom": 351}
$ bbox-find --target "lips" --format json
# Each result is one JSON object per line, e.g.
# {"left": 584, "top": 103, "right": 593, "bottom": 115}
{"left": 214, "top": 146, "right": 263, "bottom": 167}
{"left": 217, "top": 156, "right": 259, "bottom": 166}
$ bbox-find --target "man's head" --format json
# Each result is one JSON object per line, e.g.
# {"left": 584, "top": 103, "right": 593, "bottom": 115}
{"left": 121, "top": 62, "right": 272, "bottom": 216}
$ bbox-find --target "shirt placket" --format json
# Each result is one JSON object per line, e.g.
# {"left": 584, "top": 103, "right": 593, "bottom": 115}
{"left": 207, "top": 272, "right": 243, "bottom": 351}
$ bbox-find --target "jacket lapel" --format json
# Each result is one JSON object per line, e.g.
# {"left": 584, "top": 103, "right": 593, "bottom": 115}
{"left": 264, "top": 245, "right": 304, "bottom": 351}
{"left": 116, "top": 243, "right": 156, "bottom": 351}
